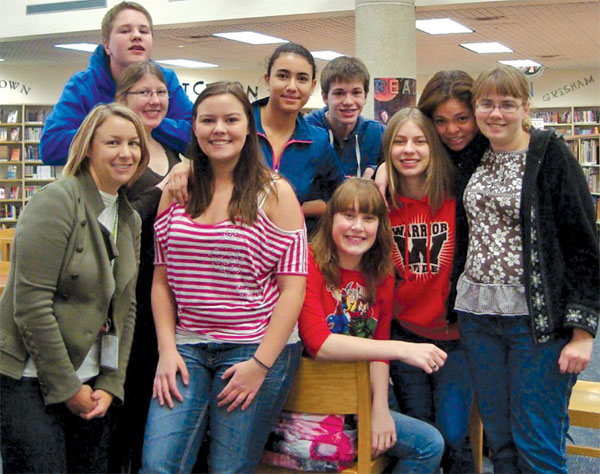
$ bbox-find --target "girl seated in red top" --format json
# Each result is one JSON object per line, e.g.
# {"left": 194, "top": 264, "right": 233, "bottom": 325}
{"left": 265, "top": 178, "right": 447, "bottom": 473}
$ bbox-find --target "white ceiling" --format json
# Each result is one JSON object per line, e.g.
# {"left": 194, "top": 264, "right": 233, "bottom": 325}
{"left": 0, "top": 0, "right": 598, "bottom": 76}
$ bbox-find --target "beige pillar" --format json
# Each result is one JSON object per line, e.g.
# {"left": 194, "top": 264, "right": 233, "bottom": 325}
{"left": 355, "top": 0, "right": 416, "bottom": 120}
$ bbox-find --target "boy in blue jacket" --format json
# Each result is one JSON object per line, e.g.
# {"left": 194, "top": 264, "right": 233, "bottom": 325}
{"left": 305, "top": 56, "right": 385, "bottom": 178}
{"left": 40, "top": 1, "right": 193, "bottom": 165}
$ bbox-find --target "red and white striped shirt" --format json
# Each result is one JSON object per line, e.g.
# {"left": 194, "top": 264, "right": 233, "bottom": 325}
{"left": 154, "top": 202, "right": 307, "bottom": 343}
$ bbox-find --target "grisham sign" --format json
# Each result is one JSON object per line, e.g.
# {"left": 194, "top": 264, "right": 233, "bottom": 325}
{"left": 541, "top": 74, "right": 595, "bottom": 102}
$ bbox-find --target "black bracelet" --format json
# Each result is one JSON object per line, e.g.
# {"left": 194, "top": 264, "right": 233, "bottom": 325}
{"left": 252, "top": 354, "right": 271, "bottom": 371}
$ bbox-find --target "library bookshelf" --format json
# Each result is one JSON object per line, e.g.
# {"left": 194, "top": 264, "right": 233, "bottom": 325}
{"left": 530, "top": 105, "right": 600, "bottom": 225}
{"left": 564, "top": 133, "right": 600, "bottom": 225}
{"left": 0, "top": 104, "right": 60, "bottom": 228}
{"left": 531, "top": 106, "right": 600, "bottom": 137}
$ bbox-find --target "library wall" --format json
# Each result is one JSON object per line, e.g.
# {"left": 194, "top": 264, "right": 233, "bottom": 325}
{"left": 528, "top": 69, "right": 600, "bottom": 108}
{"left": 0, "top": 64, "right": 325, "bottom": 109}
{"left": 1, "top": 63, "right": 598, "bottom": 114}
{"left": 2, "top": 64, "right": 598, "bottom": 108}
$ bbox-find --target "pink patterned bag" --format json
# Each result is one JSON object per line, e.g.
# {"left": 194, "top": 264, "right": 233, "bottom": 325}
{"left": 262, "top": 411, "right": 357, "bottom": 472}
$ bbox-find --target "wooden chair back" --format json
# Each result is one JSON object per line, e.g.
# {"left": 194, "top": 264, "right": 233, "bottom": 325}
{"left": 0, "top": 260, "right": 11, "bottom": 296}
{"left": 468, "top": 398, "right": 483, "bottom": 473}
{"left": 0, "top": 228, "right": 14, "bottom": 261}
{"left": 567, "top": 380, "right": 600, "bottom": 457}
{"left": 259, "top": 357, "right": 387, "bottom": 474}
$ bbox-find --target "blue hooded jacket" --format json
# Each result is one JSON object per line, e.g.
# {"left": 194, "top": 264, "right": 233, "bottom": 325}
{"left": 40, "top": 45, "right": 193, "bottom": 165}
{"left": 253, "top": 98, "right": 344, "bottom": 205}
{"left": 304, "top": 106, "right": 385, "bottom": 177}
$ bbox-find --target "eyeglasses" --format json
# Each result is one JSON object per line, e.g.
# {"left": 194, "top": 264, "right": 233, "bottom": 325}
{"left": 475, "top": 101, "right": 523, "bottom": 114}
{"left": 126, "top": 89, "right": 169, "bottom": 99}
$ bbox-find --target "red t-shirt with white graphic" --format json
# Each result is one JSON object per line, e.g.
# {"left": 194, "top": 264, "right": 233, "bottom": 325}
{"left": 299, "top": 250, "right": 394, "bottom": 358}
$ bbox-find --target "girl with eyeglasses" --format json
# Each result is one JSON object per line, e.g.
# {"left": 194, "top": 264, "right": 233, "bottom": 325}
{"left": 100, "top": 60, "right": 183, "bottom": 472}
{"left": 451, "top": 64, "right": 598, "bottom": 473}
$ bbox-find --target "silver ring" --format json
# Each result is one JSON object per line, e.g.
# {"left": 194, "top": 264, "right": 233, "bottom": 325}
{"left": 431, "top": 363, "right": 438, "bottom": 370}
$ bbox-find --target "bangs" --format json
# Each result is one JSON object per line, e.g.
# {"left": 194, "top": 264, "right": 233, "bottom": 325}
{"left": 331, "top": 179, "right": 386, "bottom": 217}
{"left": 473, "top": 66, "right": 529, "bottom": 102}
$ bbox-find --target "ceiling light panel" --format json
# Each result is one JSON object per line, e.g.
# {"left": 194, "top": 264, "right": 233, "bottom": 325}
{"left": 416, "top": 19, "right": 473, "bottom": 35}
{"left": 157, "top": 59, "right": 219, "bottom": 69}
{"left": 311, "top": 50, "right": 344, "bottom": 60}
{"left": 54, "top": 43, "right": 97, "bottom": 52}
{"left": 499, "top": 59, "right": 542, "bottom": 68}
{"left": 461, "top": 42, "right": 513, "bottom": 53}
{"left": 213, "top": 31, "right": 287, "bottom": 45}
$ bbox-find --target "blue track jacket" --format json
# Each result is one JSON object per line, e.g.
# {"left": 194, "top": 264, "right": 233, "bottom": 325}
{"left": 253, "top": 98, "right": 344, "bottom": 205}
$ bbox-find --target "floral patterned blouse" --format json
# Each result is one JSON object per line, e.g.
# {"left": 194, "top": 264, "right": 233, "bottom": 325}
{"left": 455, "top": 147, "right": 529, "bottom": 316}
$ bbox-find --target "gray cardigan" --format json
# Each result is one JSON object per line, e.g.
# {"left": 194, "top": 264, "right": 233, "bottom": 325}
{"left": 0, "top": 170, "right": 141, "bottom": 405}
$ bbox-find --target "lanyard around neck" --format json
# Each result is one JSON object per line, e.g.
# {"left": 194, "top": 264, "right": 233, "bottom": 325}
{"left": 110, "top": 198, "right": 119, "bottom": 270}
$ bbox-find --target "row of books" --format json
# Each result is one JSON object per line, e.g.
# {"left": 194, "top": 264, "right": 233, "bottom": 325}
{"left": 573, "top": 127, "right": 600, "bottom": 135}
{"left": 575, "top": 140, "right": 599, "bottom": 165}
{"left": 0, "top": 185, "right": 45, "bottom": 200}
{"left": 0, "top": 127, "right": 20, "bottom": 142}
{"left": 533, "top": 110, "right": 600, "bottom": 125}
{"left": 24, "top": 165, "right": 55, "bottom": 179}
{"left": 0, "top": 109, "right": 20, "bottom": 124}
{"left": 24, "top": 126, "right": 42, "bottom": 141}
{"left": 592, "top": 196, "right": 600, "bottom": 222}
{"left": 25, "top": 109, "right": 49, "bottom": 124}
{"left": 583, "top": 167, "right": 599, "bottom": 194}
{"left": 0, "top": 108, "right": 51, "bottom": 125}
{"left": 25, "top": 185, "right": 43, "bottom": 199}
{"left": 4, "top": 165, "right": 19, "bottom": 179}
{"left": 1, "top": 186, "right": 20, "bottom": 199}
{"left": 534, "top": 111, "right": 571, "bottom": 124}
{"left": 573, "top": 110, "right": 599, "bottom": 123}
{"left": 0, "top": 204, "right": 19, "bottom": 220}
{"left": 25, "top": 145, "right": 40, "bottom": 161}
{"left": 0, "top": 145, "right": 44, "bottom": 162}
{"left": 0, "top": 146, "right": 20, "bottom": 161}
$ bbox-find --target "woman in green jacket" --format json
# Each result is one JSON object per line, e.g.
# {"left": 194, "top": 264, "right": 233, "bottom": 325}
{"left": 0, "top": 103, "right": 148, "bottom": 473}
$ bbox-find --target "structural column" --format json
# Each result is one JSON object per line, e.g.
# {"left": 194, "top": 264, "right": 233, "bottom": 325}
{"left": 355, "top": 0, "right": 416, "bottom": 121}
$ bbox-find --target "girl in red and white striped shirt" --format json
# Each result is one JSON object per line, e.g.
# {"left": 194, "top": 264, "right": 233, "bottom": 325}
{"left": 142, "top": 82, "right": 307, "bottom": 473}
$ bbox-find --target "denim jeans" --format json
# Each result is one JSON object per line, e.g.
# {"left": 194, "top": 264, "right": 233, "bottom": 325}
{"left": 141, "top": 341, "right": 301, "bottom": 474}
{"left": 389, "top": 322, "right": 474, "bottom": 473}
{"left": 387, "top": 409, "right": 445, "bottom": 473}
{"left": 457, "top": 311, "right": 576, "bottom": 474}
{"left": 0, "top": 374, "right": 110, "bottom": 473}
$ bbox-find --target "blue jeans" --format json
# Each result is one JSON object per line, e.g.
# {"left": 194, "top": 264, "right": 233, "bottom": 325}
{"left": 458, "top": 311, "right": 576, "bottom": 474}
{"left": 389, "top": 322, "right": 474, "bottom": 473}
{"left": 388, "top": 409, "right": 445, "bottom": 473}
{"left": 0, "top": 374, "right": 110, "bottom": 473}
{"left": 141, "top": 342, "right": 301, "bottom": 474}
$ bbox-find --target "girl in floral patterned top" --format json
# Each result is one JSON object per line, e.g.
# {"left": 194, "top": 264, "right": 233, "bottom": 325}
{"left": 455, "top": 65, "right": 598, "bottom": 474}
